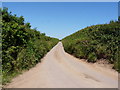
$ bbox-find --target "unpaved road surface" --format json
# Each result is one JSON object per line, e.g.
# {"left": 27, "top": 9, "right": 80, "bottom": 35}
{"left": 5, "top": 42, "right": 118, "bottom": 88}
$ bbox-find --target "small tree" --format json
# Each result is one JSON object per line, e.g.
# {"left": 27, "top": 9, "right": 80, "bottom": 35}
{"left": 110, "top": 20, "right": 114, "bottom": 24}
{"left": 118, "top": 16, "right": 120, "bottom": 23}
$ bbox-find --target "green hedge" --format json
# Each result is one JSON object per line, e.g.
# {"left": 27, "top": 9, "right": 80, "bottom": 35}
{"left": 62, "top": 19, "right": 120, "bottom": 72}
{"left": 2, "top": 7, "right": 59, "bottom": 84}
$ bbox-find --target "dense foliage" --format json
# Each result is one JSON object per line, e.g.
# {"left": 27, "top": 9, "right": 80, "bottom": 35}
{"left": 62, "top": 19, "right": 120, "bottom": 72}
{"left": 2, "top": 8, "right": 59, "bottom": 84}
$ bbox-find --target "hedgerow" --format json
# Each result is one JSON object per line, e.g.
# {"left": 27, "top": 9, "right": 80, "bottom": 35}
{"left": 62, "top": 18, "right": 120, "bottom": 72}
{"left": 2, "top": 7, "right": 59, "bottom": 84}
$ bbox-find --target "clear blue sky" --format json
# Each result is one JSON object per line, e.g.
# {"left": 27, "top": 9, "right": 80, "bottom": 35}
{"left": 3, "top": 2, "right": 118, "bottom": 39}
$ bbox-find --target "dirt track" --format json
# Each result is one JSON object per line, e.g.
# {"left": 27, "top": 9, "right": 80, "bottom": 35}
{"left": 5, "top": 42, "right": 118, "bottom": 88}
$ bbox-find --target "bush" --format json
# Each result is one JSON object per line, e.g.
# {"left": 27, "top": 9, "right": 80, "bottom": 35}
{"left": 2, "top": 7, "right": 59, "bottom": 84}
{"left": 87, "top": 52, "right": 97, "bottom": 63}
{"left": 62, "top": 19, "right": 120, "bottom": 72}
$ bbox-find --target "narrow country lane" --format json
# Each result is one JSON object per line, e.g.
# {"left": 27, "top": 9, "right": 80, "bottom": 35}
{"left": 5, "top": 42, "right": 118, "bottom": 88}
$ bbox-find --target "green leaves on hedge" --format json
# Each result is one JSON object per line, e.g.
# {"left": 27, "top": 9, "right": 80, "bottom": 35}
{"left": 62, "top": 19, "right": 120, "bottom": 72}
{"left": 2, "top": 7, "right": 59, "bottom": 84}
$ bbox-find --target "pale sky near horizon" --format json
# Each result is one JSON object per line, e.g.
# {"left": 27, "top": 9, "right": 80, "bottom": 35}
{"left": 3, "top": 2, "right": 118, "bottom": 39}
